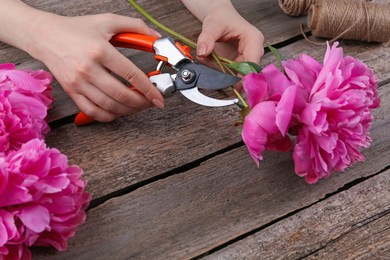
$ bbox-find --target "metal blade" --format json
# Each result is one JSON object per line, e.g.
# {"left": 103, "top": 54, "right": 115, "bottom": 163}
{"left": 176, "top": 62, "right": 240, "bottom": 90}
{"left": 179, "top": 88, "right": 238, "bottom": 107}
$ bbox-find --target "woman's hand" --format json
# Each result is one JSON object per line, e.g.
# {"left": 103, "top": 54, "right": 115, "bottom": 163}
{"left": 28, "top": 13, "right": 165, "bottom": 122}
{"left": 182, "top": 0, "right": 264, "bottom": 65}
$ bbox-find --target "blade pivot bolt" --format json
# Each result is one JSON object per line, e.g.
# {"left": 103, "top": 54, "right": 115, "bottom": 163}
{"left": 181, "top": 69, "right": 196, "bottom": 83}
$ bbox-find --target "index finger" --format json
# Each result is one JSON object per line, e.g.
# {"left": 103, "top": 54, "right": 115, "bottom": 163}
{"left": 241, "top": 28, "right": 265, "bottom": 64}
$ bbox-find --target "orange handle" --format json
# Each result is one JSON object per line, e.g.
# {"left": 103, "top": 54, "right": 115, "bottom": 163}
{"left": 110, "top": 33, "right": 158, "bottom": 53}
{"left": 74, "top": 112, "right": 95, "bottom": 126}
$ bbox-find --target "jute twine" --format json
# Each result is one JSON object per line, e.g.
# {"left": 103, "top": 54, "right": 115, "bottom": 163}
{"left": 278, "top": 0, "right": 315, "bottom": 16}
{"left": 308, "top": 0, "right": 390, "bottom": 42}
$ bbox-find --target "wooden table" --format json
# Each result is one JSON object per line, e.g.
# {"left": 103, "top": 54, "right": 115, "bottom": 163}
{"left": 1, "top": 0, "right": 389, "bottom": 259}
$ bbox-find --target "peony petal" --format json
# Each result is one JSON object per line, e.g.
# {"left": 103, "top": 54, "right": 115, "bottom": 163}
{"left": 0, "top": 220, "right": 8, "bottom": 246}
{"left": 315, "top": 132, "right": 338, "bottom": 153}
{"left": 9, "top": 92, "right": 48, "bottom": 119}
{"left": 0, "top": 68, "right": 46, "bottom": 92}
{"left": 0, "top": 158, "right": 9, "bottom": 195}
{"left": 0, "top": 63, "right": 16, "bottom": 72}
{"left": 276, "top": 84, "right": 297, "bottom": 135}
{"left": 19, "top": 205, "right": 50, "bottom": 233}
{"left": 242, "top": 116, "right": 267, "bottom": 166}
{"left": 249, "top": 101, "right": 279, "bottom": 134}
{"left": 33, "top": 174, "right": 70, "bottom": 193}
{"left": 293, "top": 128, "right": 312, "bottom": 175}
{"left": 32, "top": 231, "right": 68, "bottom": 251}
{"left": 0, "top": 184, "right": 32, "bottom": 207}
{"left": 282, "top": 54, "right": 321, "bottom": 92}
{"left": 0, "top": 210, "right": 17, "bottom": 246}
{"left": 261, "top": 64, "right": 292, "bottom": 96}
{"left": 311, "top": 42, "right": 343, "bottom": 96}
{"left": 243, "top": 72, "right": 269, "bottom": 108}
{"left": 301, "top": 102, "right": 322, "bottom": 134}
{"left": 243, "top": 64, "right": 292, "bottom": 109}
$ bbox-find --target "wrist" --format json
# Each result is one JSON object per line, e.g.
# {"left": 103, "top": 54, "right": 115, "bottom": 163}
{"left": 24, "top": 11, "right": 63, "bottom": 61}
{"left": 0, "top": 1, "right": 37, "bottom": 49}
{"left": 0, "top": 0, "right": 67, "bottom": 64}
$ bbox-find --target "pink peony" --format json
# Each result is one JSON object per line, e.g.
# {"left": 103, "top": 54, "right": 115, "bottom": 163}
{"left": 0, "top": 64, "right": 54, "bottom": 154}
{"left": 288, "top": 42, "right": 380, "bottom": 183}
{"left": 0, "top": 139, "right": 91, "bottom": 259}
{"left": 241, "top": 42, "right": 380, "bottom": 183}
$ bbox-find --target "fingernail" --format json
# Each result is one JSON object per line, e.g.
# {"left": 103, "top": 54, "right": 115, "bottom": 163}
{"left": 197, "top": 42, "right": 207, "bottom": 56}
{"left": 152, "top": 98, "right": 165, "bottom": 109}
{"left": 149, "top": 28, "right": 162, "bottom": 37}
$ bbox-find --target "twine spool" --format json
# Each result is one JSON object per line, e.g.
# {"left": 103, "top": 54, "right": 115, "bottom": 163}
{"left": 278, "top": 0, "right": 314, "bottom": 16}
{"left": 308, "top": 0, "right": 390, "bottom": 42}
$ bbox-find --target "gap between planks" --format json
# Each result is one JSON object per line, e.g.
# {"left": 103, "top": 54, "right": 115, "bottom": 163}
{"left": 87, "top": 141, "right": 244, "bottom": 209}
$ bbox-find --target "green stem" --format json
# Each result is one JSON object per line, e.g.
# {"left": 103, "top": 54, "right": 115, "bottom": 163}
{"left": 212, "top": 53, "right": 225, "bottom": 73}
{"left": 233, "top": 87, "right": 248, "bottom": 108}
{"left": 128, "top": 0, "right": 196, "bottom": 48}
{"left": 218, "top": 56, "right": 234, "bottom": 64}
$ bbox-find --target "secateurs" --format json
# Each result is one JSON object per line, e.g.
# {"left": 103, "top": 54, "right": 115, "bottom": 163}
{"left": 74, "top": 33, "right": 240, "bottom": 126}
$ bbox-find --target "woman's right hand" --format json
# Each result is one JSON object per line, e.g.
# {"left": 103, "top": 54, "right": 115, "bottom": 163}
{"left": 27, "top": 12, "right": 165, "bottom": 122}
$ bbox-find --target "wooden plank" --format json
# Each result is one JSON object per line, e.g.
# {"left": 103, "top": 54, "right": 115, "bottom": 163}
{"left": 33, "top": 83, "right": 390, "bottom": 259}
{"left": 205, "top": 170, "right": 390, "bottom": 259}
{"left": 44, "top": 40, "right": 390, "bottom": 198}
{"left": 0, "top": 0, "right": 307, "bottom": 121}
{"left": 306, "top": 212, "right": 390, "bottom": 259}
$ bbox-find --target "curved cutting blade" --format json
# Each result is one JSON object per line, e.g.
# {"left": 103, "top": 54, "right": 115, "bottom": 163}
{"left": 179, "top": 88, "right": 239, "bottom": 107}
{"left": 176, "top": 62, "right": 240, "bottom": 90}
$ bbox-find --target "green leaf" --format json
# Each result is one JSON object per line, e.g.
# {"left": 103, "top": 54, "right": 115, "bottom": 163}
{"left": 267, "top": 45, "right": 284, "bottom": 64}
{"left": 244, "top": 62, "right": 262, "bottom": 73}
{"left": 227, "top": 62, "right": 262, "bottom": 75}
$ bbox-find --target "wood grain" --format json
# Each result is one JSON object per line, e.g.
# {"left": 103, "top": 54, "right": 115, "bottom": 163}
{"left": 205, "top": 170, "right": 390, "bottom": 259}
{"left": 33, "top": 83, "right": 390, "bottom": 259}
